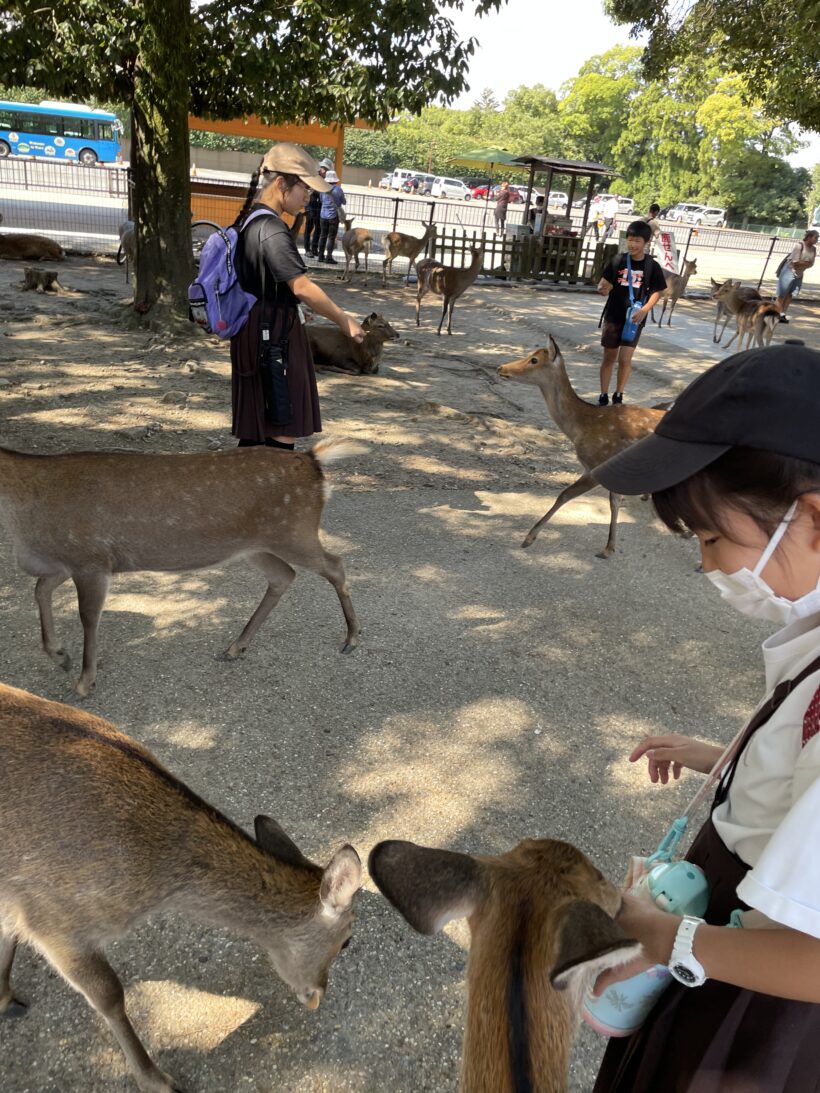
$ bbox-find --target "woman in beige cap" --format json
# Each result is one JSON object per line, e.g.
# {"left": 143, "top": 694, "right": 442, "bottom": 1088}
{"left": 230, "top": 143, "right": 364, "bottom": 448}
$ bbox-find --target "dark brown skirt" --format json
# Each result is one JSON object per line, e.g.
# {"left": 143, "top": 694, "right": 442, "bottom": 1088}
{"left": 593, "top": 818, "right": 820, "bottom": 1093}
{"left": 230, "top": 301, "right": 321, "bottom": 442}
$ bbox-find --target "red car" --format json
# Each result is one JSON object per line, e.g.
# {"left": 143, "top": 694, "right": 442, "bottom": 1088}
{"left": 470, "top": 184, "right": 524, "bottom": 202}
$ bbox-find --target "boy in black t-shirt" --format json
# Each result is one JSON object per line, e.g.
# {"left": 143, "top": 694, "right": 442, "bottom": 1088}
{"left": 596, "top": 220, "right": 666, "bottom": 405}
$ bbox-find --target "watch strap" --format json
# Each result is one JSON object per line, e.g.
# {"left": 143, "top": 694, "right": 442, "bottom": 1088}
{"left": 669, "top": 915, "right": 706, "bottom": 987}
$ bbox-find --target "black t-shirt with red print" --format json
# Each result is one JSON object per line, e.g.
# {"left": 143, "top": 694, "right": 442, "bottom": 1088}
{"left": 601, "top": 253, "right": 666, "bottom": 324}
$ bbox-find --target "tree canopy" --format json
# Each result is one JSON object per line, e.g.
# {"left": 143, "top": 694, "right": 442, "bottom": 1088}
{"left": 603, "top": 0, "right": 820, "bottom": 132}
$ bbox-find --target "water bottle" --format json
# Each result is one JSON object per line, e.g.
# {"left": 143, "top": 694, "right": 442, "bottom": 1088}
{"left": 582, "top": 860, "right": 709, "bottom": 1037}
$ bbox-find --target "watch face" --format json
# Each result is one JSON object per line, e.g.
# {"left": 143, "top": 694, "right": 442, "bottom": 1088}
{"left": 672, "top": 963, "right": 699, "bottom": 985}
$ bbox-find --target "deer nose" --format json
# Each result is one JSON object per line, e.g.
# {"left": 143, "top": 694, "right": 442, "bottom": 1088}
{"left": 299, "top": 988, "right": 323, "bottom": 1010}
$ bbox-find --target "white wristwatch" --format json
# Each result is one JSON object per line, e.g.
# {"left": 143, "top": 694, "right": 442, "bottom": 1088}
{"left": 668, "top": 915, "right": 707, "bottom": 987}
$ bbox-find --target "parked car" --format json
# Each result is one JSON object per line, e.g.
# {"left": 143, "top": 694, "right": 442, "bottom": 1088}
{"left": 666, "top": 202, "right": 702, "bottom": 222}
{"left": 377, "top": 174, "right": 392, "bottom": 190}
{"left": 464, "top": 177, "right": 492, "bottom": 190}
{"left": 682, "top": 204, "right": 726, "bottom": 227}
{"left": 408, "top": 172, "right": 435, "bottom": 196}
{"left": 548, "top": 190, "right": 569, "bottom": 210}
{"left": 432, "top": 177, "right": 472, "bottom": 200}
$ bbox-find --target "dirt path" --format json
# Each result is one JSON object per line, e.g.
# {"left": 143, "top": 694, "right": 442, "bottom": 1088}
{"left": 0, "top": 257, "right": 813, "bottom": 1092}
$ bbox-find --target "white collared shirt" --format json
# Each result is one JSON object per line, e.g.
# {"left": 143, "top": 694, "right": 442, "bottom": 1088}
{"left": 712, "top": 612, "right": 820, "bottom": 936}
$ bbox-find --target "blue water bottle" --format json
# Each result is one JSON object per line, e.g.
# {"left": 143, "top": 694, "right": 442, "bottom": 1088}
{"left": 582, "top": 850, "right": 709, "bottom": 1037}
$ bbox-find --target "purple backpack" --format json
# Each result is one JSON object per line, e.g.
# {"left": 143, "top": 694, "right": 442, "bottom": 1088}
{"left": 188, "top": 209, "right": 272, "bottom": 338}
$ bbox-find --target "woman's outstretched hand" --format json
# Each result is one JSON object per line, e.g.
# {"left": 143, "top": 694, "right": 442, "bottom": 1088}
{"left": 630, "top": 734, "right": 724, "bottom": 783}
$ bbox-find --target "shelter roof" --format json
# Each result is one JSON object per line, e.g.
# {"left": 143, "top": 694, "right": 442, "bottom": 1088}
{"left": 511, "top": 155, "right": 613, "bottom": 177}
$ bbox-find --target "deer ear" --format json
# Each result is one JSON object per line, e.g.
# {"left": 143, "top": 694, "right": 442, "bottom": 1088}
{"left": 369, "top": 840, "right": 485, "bottom": 935}
{"left": 549, "top": 899, "right": 641, "bottom": 991}
{"left": 369, "top": 311, "right": 378, "bottom": 319}
{"left": 320, "top": 845, "right": 362, "bottom": 917}
{"left": 254, "top": 815, "right": 312, "bottom": 869}
{"left": 548, "top": 335, "right": 561, "bottom": 359}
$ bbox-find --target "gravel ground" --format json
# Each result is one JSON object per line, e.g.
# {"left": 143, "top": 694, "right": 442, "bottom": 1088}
{"left": 0, "top": 256, "right": 816, "bottom": 1092}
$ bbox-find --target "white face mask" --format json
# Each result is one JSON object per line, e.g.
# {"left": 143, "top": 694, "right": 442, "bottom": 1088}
{"left": 705, "top": 500, "right": 820, "bottom": 627}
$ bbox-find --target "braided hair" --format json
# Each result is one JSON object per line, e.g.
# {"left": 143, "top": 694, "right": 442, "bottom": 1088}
{"left": 233, "top": 160, "right": 264, "bottom": 228}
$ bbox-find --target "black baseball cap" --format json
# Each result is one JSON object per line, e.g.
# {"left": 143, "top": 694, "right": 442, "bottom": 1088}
{"left": 593, "top": 344, "right": 820, "bottom": 495}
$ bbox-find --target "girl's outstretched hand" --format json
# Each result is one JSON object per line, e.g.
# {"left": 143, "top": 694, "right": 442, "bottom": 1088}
{"left": 630, "top": 734, "right": 724, "bottom": 783}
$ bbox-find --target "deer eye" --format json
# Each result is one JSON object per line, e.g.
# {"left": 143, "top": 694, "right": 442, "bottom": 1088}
{"left": 530, "top": 357, "right": 538, "bottom": 364}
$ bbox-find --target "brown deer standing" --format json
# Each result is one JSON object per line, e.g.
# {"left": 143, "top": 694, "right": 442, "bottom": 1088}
{"left": 709, "top": 277, "right": 763, "bottom": 344}
{"left": 369, "top": 838, "right": 639, "bottom": 1093}
{"left": 0, "top": 683, "right": 361, "bottom": 1093}
{"left": 415, "top": 241, "right": 486, "bottom": 336}
{"left": 0, "top": 438, "right": 363, "bottom": 695}
{"left": 497, "top": 337, "right": 665, "bottom": 558}
{"left": 382, "top": 223, "right": 437, "bottom": 286}
{"left": 651, "top": 258, "right": 697, "bottom": 326}
{"left": 340, "top": 217, "right": 373, "bottom": 285}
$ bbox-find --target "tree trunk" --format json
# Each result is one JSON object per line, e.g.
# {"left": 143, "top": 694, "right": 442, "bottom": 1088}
{"left": 131, "top": 0, "right": 193, "bottom": 319}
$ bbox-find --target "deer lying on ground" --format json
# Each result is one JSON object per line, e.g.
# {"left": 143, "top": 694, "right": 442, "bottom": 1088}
{"left": 382, "top": 222, "right": 437, "bottom": 286}
{"left": 0, "top": 438, "right": 363, "bottom": 695}
{"left": 369, "top": 838, "right": 639, "bottom": 1093}
{"left": 308, "top": 312, "right": 398, "bottom": 374}
{"left": 415, "top": 241, "right": 485, "bottom": 335}
{"left": 709, "top": 277, "right": 764, "bottom": 344}
{"left": 651, "top": 258, "right": 697, "bottom": 326}
{"left": 340, "top": 217, "right": 373, "bottom": 285}
{"left": 0, "top": 233, "right": 64, "bottom": 261}
{"left": 0, "top": 682, "right": 361, "bottom": 1093}
{"left": 497, "top": 337, "right": 665, "bottom": 558}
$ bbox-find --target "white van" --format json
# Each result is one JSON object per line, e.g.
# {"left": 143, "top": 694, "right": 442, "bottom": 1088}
{"left": 390, "top": 168, "right": 415, "bottom": 191}
{"left": 431, "top": 177, "right": 472, "bottom": 201}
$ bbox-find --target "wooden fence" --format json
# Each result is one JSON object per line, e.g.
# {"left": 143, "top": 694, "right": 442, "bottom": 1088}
{"left": 431, "top": 227, "right": 616, "bottom": 284}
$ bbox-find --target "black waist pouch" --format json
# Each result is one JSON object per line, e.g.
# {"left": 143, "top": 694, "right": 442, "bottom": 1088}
{"left": 258, "top": 332, "right": 292, "bottom": 427}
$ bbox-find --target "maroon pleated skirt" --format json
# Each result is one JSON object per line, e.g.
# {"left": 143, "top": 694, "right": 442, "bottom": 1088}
{"left": 230, "top": 301, "right": 321, "bottom": 442}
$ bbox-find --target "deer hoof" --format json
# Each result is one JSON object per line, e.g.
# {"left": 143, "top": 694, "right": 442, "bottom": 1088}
{"left": 46, "top": 647, "right": 72, "bottom": 671}
{"left": 0, "top": 997, "right": 28, "bottom": 1018}
{"left": 216, "top": 646, "right": 243, "bottom": 662}
{"left": 595, "top": 548, "right": 614, "bottom": 560}
{"left": 340, "top": 639, "right": 358, "bottom": 654}
{"left": 74, "top": 677, "right": 95, "bottom": 698}
{"left": 521, "top": 535, "right": 535, "bottom": 549}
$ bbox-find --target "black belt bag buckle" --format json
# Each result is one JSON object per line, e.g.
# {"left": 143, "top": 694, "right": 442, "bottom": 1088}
{"left": 258, "top": 328, "right": 292, "bottom": 427}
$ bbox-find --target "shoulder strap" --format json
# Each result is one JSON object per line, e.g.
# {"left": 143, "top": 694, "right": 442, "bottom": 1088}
{"left": 713, "top": 652, "right": 820, "bottom": 808}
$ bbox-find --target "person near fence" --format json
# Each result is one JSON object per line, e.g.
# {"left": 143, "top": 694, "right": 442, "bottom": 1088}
{"left": 591, "top": 343, "right": 820, "bottom": 1093}
{"left": 596, "top": 220, "right": 666, "bottom": 405}
{"left": 643, "top": 203, "right": 662, "bottom": 248}
{"left": 317, "top": 170, "right": 345, "bottom": 264}
{"left": 230, "top": 144, "right": 364, "bottom": 448}
{"left": 494, "top": 181, "right": 513, "bottom": 234}
{"left": 775, "top": 229, "right": 818, "bottom": 324}
{"left": 303, "top": 156, "right": 332, "bottom": 257}
{"left": 602, "top": 194, "right": 620, "bottom": 241}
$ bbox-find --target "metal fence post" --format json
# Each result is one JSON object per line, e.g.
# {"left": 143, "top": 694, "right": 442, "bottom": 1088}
{"left": 757, "top": 236, "right": 778, "bottom": 292}
{"left": 681, "top": 226, "right": 695, "bottom": 267}
{"left": 392, "top": 198, "right": 400, "bottom": 232}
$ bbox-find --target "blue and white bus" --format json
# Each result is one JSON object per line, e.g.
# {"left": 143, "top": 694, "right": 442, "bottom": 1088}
{"left": 0, "top": 100, "right": 123, "bottom": 165}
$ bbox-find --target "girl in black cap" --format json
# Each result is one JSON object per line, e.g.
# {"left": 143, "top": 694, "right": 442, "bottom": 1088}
{"left": 591, "top": 344, "right": 820, "bottom": 1092}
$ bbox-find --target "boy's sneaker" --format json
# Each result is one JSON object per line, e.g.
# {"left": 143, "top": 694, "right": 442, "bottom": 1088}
{"left": 612, "top": 392, "right": 624, "bottom": 404}
{"left": 598, "top": 393, "right": 609, "bottom": 406}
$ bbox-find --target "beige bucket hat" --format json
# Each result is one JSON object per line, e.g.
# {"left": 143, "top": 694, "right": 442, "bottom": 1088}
{"left": 260, "top": 143, "right": 331, "bottom": 192}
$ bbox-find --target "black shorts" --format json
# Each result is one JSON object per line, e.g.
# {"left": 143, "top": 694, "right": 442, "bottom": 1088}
{"left": 601, "top": 319, "right": 643, "bottom": 349}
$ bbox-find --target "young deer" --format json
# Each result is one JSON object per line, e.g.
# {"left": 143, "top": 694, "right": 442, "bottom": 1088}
{"left": 497, "top": 337, "right": 665, "bottom": 558}
{"left": 340, "top": 217, "right": 373, "bottom": 285}
{"left": 308, "top": 311, "right": 399, "bottom": 374}
{"left": 0, "top": 438, "right": 363, "bottom": 695}
{"left": 0, "top": 682, "right": 361, "bottom": 1093}
{"left": 415, "top": 241, "right": 486, "bottom": 336}
{"left": 381, "top": 222, "right": 437, "bottom": 286}
{"left": 651, "top": 257, "right": 697, "bottom": 327}
{"left": 369, "top": 838, "right": 639, "bottom": 1093}
{"left": 709, "top": 277, "right": 763, "bottom": 344}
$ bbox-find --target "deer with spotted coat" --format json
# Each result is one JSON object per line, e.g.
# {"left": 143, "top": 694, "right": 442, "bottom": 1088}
{"left": 497, "top": 337, "right": 666, "bottom": 557}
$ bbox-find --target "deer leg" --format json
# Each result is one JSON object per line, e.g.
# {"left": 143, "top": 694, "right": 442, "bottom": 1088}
{"left": 447, "top": 299, "right": 456, "bottom": 335}
{"left": 666, "top": 299, "right": 676, "bottom": 327}
{"left": 316, "top": 549, "right": 360, "bottom": 653}
{"left": 415, "top": 285, "right": 425, "bottom": 326}
{"left": 521, "top": 472, "right": 598, "bottom": 549}
{"left": 722, "top": 321, "right": 741, "bottom": 350}
{"left": 596, "top": 491, "right": 622, "bottom": 559}
{"left": 0, "top": 934, "right": 26, "bottom": 1016}
{"left": 221, "top": 552, "right": 296, "bottom": 660}
{"left": 73, "top": 572, "right": 111, "bottom": 697}
{"left": 44, "top": 944, "right": 181, "bottom": 1093}
{"left": 436, "top": 298, "right": 448, "bottom": 336}
{"left": 363, "top": 249, "right": 368, "bottom": 287}
{"left": 35, "top": 572, "right": 72, "bottom": 671}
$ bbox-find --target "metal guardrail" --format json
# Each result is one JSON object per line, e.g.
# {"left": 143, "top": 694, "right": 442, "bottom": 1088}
{"left": 0, "top": 156, "right": 129, "bottom": 197}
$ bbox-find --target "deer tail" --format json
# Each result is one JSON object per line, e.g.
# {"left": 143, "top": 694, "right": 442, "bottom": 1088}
{"left": 310, "top": 437, "right": 368, "bottom": 467}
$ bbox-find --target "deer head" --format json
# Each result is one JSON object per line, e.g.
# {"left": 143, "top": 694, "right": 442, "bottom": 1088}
{"left": 253, "top": 816, "right": 361, "bottom": 1010}
{"left": 360, "top": 312, "right": 400, "bottom": 342}
{"left": 497, "top": 336, "right": 563, "bottom": 387}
